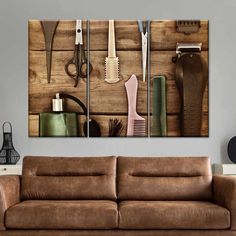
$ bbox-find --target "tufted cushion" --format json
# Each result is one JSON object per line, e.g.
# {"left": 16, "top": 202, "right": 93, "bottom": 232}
{"left": 118, "top": 157, "right": 212, "bottom": 200}
{"left": 21, "top": 156, "right": 117, "bottom": 200}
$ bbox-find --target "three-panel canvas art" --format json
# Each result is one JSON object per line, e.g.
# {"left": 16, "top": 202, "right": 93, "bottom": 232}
{"left": 28, "top": 20, "right": 209, "bottom": 137}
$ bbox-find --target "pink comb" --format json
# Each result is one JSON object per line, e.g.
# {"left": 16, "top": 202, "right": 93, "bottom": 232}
{"left": 125, "top": 74, "right": 146, "bottom": 136}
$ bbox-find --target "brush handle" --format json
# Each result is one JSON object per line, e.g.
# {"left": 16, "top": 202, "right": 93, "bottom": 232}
{"left": 108, "top": 20, "right": 116, "bottom": 58}
{"left": 125, "top": 74, "right": 138, "bottom": 116}
{"left": 125, "top": 74, "right": 139, "bottom": 136}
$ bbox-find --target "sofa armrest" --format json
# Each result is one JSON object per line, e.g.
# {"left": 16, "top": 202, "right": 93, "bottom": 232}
{"left": 213, "top": 175, "right": 236, "bottom": 230}
{"left": 0, "top": 175, "right": 20, "bottom": 230}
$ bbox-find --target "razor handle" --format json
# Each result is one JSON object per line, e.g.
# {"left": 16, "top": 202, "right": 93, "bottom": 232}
{"left": 175, "top": 53, "right": 207, "bottom": 136}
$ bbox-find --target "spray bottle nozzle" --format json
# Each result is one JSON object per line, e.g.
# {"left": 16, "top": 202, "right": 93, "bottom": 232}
{"left": 52, "top": 93, "right": 63, "bottom": 112}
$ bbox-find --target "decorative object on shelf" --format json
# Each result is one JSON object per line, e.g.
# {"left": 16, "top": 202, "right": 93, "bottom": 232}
{"left": 40, "top": 20, "right": 59, "bottom": 84}
{"left": 0, "top": 122, "right": 20, "bottom": 164}
{"left": 105, "top": 20, "right": 120, "bottom": 83}
{"left": 64, "top": 20, "right": 92, "bottom": 87}
{"left": 227, "top": 136, "right": 236, "bottom": 163}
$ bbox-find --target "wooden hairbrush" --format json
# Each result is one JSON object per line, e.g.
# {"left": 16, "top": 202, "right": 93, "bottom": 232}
{"left": 105, "top": 20, "right": 120, "bottom": 83}
{"left": 125, "top": 74, "right": 146, "bottom": 136}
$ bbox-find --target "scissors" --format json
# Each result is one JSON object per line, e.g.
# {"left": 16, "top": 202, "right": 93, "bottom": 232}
{"left": 138, "top": 20, "right": 150, "bottom": 82}
{"left": 65, "top": 20, "right": 92, "bottom": 87}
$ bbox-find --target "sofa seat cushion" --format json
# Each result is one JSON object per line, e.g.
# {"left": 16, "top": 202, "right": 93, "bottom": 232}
{"left": 6, "top": 200, "right": 118, "bottom": 229}
{"left": 119, "top": 201, "right": 230, "bottom": 229}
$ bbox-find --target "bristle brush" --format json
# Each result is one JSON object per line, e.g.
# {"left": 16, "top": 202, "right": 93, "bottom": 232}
{"left": 125, "top": 74, "right": 146, "bottom": 136}
{"left": 108, "top": 119, "right": 124, "bottom": 137}
{"left": 105, "top": 20, "right": 120, "bottom": 83}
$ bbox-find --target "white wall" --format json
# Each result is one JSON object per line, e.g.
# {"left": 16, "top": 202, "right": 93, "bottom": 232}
{"left": 0, "top": 0, "right": 236, "bottom": 164}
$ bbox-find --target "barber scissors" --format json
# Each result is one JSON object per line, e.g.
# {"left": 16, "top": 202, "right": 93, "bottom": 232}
{"left": 65, "top": 20, "right": 92, "bottom": 87}
{"left": 138, "top": 20, "right": 150, "bottom": 82}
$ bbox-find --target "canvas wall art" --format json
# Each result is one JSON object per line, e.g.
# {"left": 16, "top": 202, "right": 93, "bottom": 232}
{"left": 28, "top": 20, "right": 208, "bottom": 137}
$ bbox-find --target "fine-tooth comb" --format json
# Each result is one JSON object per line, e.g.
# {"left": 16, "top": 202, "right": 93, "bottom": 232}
{"left": 151, "top": 76, "right": 167, "bottom": 137}
{"left": 105, "top": 20, "right": 120, "bottom": 83}
{"left": 125, "top": 74, "right": 146, "bottom": 136}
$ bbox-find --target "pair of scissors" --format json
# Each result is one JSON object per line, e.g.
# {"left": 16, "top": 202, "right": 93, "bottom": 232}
{"left": 138, "top": 20, "right": 150, "bottom": 82}
{"left": 65, "top": 20, "right": 92, "bottom": 87}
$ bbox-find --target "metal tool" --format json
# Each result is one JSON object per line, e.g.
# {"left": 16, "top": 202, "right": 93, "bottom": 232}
{"left": 176, "top": 20, "right": 201, "bottom": 35}
{"left": 40, "top": 20, "right": 59, "bottom": 84}
{"left": 176, "top": 42, "right": 202, "bottom": 55}
{"left": 138, "top": 20, "right": 150, "bottom": 82}
{"left": 65, "top": 20, "right": 92, "bottom": 87}
{"left": 173, "top": 43, "right": 207, "bottom": 137}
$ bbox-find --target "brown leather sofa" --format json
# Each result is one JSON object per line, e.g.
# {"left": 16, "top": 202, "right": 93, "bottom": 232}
{"left": 0, "top": 156, "right": 236, "bottom": 236}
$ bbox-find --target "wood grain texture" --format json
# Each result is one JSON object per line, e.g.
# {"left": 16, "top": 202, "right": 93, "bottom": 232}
{"left": 151, "top": 51, "right": 208, "bottom": 80}
{"left": 28, "top": 115, "right": 39, "bottom": 137}
{"left": 29, "top": 20, "right": 88, "bottom": 51}
{"left": 150, "top": 20, "right": 208, "bottom": 51}
{"left": 29, "top": 50, "right": 208, "bottom": 115}
{"left": 29, "top": 113, "right": 208, "bottom": 137}
{"left": 151, "top": 113, "right": 208, "bottom": 137}
{"left": 29, "top": 19, "right": 209, "bottom": 137}
{"left": 29, "top": 20, "right": 208, "bottom": 51}
{"left": 90, "top": 114, "right": 147, "bottom": 137}
{"left": 29, "top": 50, "right": 87, "bottom": 113}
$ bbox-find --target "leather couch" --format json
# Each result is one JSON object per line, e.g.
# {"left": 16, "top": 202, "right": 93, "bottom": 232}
{"left": 0, "top": 156, "right": 236, "bottom": 236}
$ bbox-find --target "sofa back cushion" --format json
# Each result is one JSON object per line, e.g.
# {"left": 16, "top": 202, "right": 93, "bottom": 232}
{"left": 118, "top": 157, "right": 212, "bottom": 200}
{"left": 21, "top": 156, "right": 117, "bottom": 200}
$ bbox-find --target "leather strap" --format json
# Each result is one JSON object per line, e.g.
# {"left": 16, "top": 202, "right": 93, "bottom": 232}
{"left": 175, "top": 52, "right": 207, "bottom": 136}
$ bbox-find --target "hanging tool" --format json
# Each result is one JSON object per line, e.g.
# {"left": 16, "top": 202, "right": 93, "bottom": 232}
{"left": 108, "top": 118, "right": 124, "bottom": 137}
{"left": 151, "top": 76, "right": 167, "bottom": 137}
{"left": 65, "top": 20, "right": 92, "bottom": 87}
{"left": 138, "top": 20, "right": 150, "bottom": 82}
{"left": 125, "top": 74, "right": 146, "bottom": 136}
{"left": 105, "top": 20, "right": 120, "bottom": 83}
{"left": 176, "top": 20, "right": 201, "bottom": 35}
{"left": 53, "top": 93, "right": 101, "bottom": 137}
{"left": 40, "top": 20, "right": 59, "bottom": 83}
{"left": 173, "top": 43, "right": 208, "bottom": 136}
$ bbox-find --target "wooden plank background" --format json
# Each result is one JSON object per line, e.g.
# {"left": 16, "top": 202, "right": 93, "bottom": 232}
{"left": 28, "top": 20, "right": 208, "bottom": 137}
{"left": 29, "top": 113, "right": 208, "bottom": 137}
{"left": 29, "top": 20, "right": 208, "bottom": 51}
